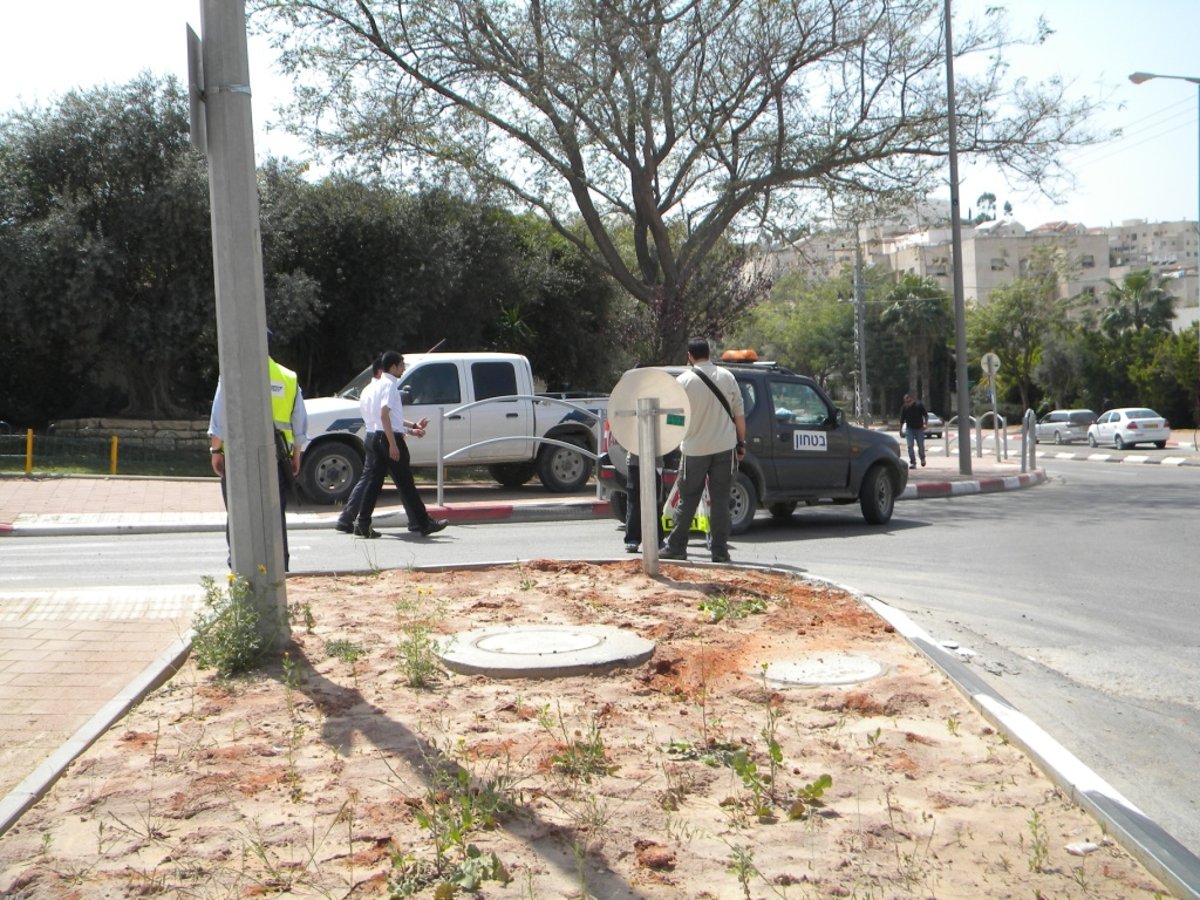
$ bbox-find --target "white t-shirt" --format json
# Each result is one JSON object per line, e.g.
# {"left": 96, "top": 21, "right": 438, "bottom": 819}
{"left": 677, "top": 361, "right": 742, "bottom": 456}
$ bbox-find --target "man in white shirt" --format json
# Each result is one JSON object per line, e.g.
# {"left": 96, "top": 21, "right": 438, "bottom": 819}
{"left": 660, "top": 338, "right": 746, "bottom": 563}
{"left": 336, "top": 350, "right": 448, "bottom": 538}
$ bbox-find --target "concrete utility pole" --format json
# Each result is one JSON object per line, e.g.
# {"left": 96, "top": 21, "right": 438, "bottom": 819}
{"left": 853, "top": 236, "right": 871, "bottom": 425}
{"left": 944, "top": 0, "right": 972, "bottom": 475}
{"left": 193, "top": 0, "right": 289, "bottom": 646}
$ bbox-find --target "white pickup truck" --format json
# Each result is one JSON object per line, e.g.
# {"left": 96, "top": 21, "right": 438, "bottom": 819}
{"left": 300, "top": 352, "right": 608, "bottom": 504}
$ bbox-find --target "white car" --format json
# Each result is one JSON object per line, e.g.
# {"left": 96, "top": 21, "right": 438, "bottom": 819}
{"left": 1086, "top": 408, "right": 1170, "bottom": 450}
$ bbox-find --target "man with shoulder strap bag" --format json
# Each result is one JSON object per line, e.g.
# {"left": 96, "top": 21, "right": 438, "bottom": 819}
{"left": 660, "top": 337, "right": 747, "bottom": 563}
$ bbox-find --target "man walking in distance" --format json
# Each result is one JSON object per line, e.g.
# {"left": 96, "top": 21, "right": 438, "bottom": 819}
{"left": 209, "top": 354, "right": 308, "bottom": 570}
{"left": 334, "top": 356, "right": 385, "bottom": 535}
{"left": 338, "top": 350, "right": 449, "bottom": 539}
{"left": 899, "top": 392, "right": 929, "bottom": 467}
{"left": 660, "top": 338, "right": 746, "bottom": 563}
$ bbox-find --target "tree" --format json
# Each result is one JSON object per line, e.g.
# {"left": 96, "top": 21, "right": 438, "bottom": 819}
{"left": 0, "top": 74, "right": 215, "bottom": 421}
{"left": 968, "top": 273, "right": 1059, "bottom": 412}
{"left": 975, "top": 192, "right": 997, "bottom": 224}
{"left": 880, "top": 275, "right": 952, "bottom": 406}
{"left": 252, "top": 0, "right": 1100, "bottom": 362}
{"left": 1100, "top": 268, "right": 1177, "bottom": 337}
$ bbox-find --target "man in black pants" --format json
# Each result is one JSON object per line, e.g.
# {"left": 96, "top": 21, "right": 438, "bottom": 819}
{"left": 339, "top": 351, "right": 448, "bottom": 538}
{"left": 899, "top": 392, "right": 929, "bottom": 467}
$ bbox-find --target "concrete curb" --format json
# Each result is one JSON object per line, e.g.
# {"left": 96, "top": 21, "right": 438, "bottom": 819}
{"left": 0, "top": 630, "right": 194, "bottom": 838}
{"left": 858, "top": 589, "right": 1200, "bottom": 900}
{"left": 0, "top": 472, "right": 1046, "bottom": 537}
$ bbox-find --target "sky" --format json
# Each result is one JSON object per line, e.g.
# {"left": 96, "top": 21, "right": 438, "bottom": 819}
{"left": 1, "top": 1, "right": 1198, "bottom": 230}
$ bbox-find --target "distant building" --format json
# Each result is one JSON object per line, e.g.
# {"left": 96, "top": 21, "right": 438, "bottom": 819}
{"left": 757, "top": 215, "right": 1198, "bottom": 332}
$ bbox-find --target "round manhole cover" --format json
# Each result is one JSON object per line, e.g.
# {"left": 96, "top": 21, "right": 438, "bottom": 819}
{"left": 438, "top": 624, "right": 655, "bottom": 679}
{"left": 761, "top": 653, "right": 884, "bottom": 686}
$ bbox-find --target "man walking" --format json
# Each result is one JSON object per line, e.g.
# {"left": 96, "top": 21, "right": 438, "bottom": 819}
{"left": 660, "top": 338, "right": 746, "bottom": 563}
{"left": 899, "top": 393, "right": 928, "bottom": 467}
{"left": 337, "top": 350, "right": 448, "bottom": 538}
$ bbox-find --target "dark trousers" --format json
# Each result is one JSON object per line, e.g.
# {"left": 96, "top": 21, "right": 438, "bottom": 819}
{"left": 624, "top": 460, "right": 664, "bottom": 547}
{"left": 220, "top": 457, "right": 291, "bottom": 570}
{"left": 352, "top": 432, "right": 432, "bottom": 531}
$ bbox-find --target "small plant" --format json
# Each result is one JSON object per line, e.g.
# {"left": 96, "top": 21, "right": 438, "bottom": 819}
{"left": 698, "top": 592, "right": 768, "bottom": 623}
{"left": 192, "top": 573, "right": 270, "bottom": 676}
{"left": 729, "top": 749, "right": 772, "bottom": 818}
{"left": 946, "top": 715, "right": 961, "bottom": 736}
{"left": 281, "top": 652, "right": 306, "bottom": 802}
{"left": 866, "top": 726, "right": 884, "bottom": 751}
{"left": 546, "top": 708, "right": 614, "bottom": 782}
{"left": 398, "top": 624, "right": 443, "bottom": 688}
{"left": 788, "top": 773, "right": 832, "bottom": 820}
{"left": 725, "top": 843, "right": 758, "bottom": 899}
{"left": 325, "top": 638, "right": 365, "bottom": 664}
{"left": 1025, "top": 809, "right": 1050, "bottom": 873}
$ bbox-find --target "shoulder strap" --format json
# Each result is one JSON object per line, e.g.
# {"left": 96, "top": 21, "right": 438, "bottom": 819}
{"left": 693, "top": 367, "right": 735, "bottom": 423}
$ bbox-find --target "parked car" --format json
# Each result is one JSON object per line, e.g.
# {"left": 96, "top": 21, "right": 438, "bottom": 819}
{"left": 1034, "top": 409, "right": 1096, "bottom": 445}
{"left": 598, "top": 360, "right": 908, "bottom": 533}
{"left": 1086, "top": 408, "right": 1170, "bottom": 449}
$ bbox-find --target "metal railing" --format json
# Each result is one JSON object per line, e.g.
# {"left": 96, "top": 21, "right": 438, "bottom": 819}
{"left": 429, "top": 394, "right": 607, "bottom": 506}
{"left": 0, "top": 429, "right": 210, "bottom": 477}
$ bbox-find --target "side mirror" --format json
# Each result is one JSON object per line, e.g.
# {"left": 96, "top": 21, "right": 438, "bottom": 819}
{"left": 399, "top": 385, "right": 413, "bottom": 403}
{"left": 834, "top": 408, "right": 846, "bottom": 427}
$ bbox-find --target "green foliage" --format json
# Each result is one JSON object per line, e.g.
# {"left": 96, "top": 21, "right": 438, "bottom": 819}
{"left": 697, "top": 592, "right": 768, "bottom": 623}
{"left": 397, "top": 624, "right": 442, "bottom": 689}
{"left": 191, "top": 575, "right": 267, "bottom": 676}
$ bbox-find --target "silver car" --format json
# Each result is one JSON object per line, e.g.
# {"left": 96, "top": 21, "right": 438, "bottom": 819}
{"left": 1034, "top": 409, "right": 1095, "bottom": 445}
{"left": 1087, "top": 408, "right": 1170, "bottom": 449}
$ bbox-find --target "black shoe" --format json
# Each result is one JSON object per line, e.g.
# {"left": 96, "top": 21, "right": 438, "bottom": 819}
{"left": 420, "top": 519, "right": 448, "bottom": 536}
{"left": 352, "top": 526, "right": 382, "bottom": 539}
{"left": 625, "top": 543, "right": 640, "bottom": 553}
{"left": 335, "top": 521, "right": 354, "bottom": 534}
{"left": 407, "top": 524, "right": 423, "bottom": 533}
{"left": 920, "top": 458, "right": 926, "bottom": 467}
{"left": 659, "top": 544, "right": 687, "bottom": 560}
{"left": 711, "top": 552, "right": 731, "bottom": 564}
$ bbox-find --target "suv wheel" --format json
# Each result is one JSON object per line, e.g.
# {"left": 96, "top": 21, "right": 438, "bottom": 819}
{"left": 859, "top": 464, "right": 895, "bottom": 525}
{"left": 301, "top": 442, "right": 362, "bottom": 505}
{"left": 537, "top": 437, "right": 592, "bottom": 492}
{"left": 729, "top": 471, "right": 757, "bottom": 534}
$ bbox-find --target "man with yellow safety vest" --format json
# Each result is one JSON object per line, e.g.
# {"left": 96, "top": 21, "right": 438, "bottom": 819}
{"left": 208, "top": 356, "right": 309, "bottom": 571}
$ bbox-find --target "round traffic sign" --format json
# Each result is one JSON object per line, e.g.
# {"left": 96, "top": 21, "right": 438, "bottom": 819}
{"left": 981, "top": 352, "right": 1001, "bottom": 375}
{"left": 607, "top": 368, "right": 690, "bottom": 455}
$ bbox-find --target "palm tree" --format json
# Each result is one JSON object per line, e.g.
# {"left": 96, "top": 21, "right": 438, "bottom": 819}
{"left": 880, "top": 275, "right": 953, "bottom": 410}
{"left": 1101, "top": 269, "right": 1177, "bottom": 336}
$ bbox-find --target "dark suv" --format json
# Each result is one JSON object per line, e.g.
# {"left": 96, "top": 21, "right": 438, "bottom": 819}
{"left": 598, "top": 362, "right": 908, "bottom": 533}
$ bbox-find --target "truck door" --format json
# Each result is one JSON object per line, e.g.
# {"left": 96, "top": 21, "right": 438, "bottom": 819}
{"left": 398, "top": 361, "right": 470, "bottom": 466}
{"left": 767, "top": 378, "right": 850, "bottom": 490}
{"left": 466, "top": 360, "right": 534, "bottom": 461}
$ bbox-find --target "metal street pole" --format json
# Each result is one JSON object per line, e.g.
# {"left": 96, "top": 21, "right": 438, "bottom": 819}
{"left": 945, "top": 0, "right": 971, "bottom": 474}
{"left": 854, "top": 238, "right": 871, "bottom": 425}
{"left": 1129, "top": 71, "right": 1200, "bottom": 426}
{"left": 195, "top": 0, "right": 289, "bottom": 646}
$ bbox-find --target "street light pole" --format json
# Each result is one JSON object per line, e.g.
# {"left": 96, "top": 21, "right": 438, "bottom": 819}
{"left": 1129, "top": 71, "right": 1200, "bottom": 422}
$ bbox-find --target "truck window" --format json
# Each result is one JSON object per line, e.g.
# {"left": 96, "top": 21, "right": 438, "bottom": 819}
{"left": 768, "top": 380, "right": 830, "bottom": 427}
{"left": 403, "top": 363, "right": 461, "bottom": 405}
{"left": 471, "top": 361, "right": 519, "bottom": 401}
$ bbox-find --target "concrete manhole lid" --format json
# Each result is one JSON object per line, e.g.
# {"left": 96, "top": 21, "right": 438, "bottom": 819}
{"left": 760, "top": 653, "right": 884, "bottom": 687}
{"left": 438, "top": 624, "right": 655, "bottom": 679}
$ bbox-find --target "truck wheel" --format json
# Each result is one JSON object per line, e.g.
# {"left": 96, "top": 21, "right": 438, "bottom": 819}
{"left": 768, "top": 501, "right": 797, "bottom": 520}
{"left": 609, "top": 491, "right": 627, "bottom": 523}
{"left": 537, "top": 437, "right": 592, "bottom": 492}
{"left": 301, "top": 442, "right": 362, "bottom": 505}
{"left": 859, "top": 464, "right": 895, "bottom": 525}
{"left": 488, "top": 462, "right": 537, "bottom": 487}
{"left": 729, "top": 471, "right": 757, "bottom": 534}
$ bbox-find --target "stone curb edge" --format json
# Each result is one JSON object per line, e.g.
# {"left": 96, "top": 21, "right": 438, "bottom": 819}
{"left": 0, "top": 630, "right": 195, "bottom": 838}
{"left": 856, "top": 589, "right": 1200, "bottom": 900}
{"left": 0, "top": 472, "right": 1046, "bottom": 537}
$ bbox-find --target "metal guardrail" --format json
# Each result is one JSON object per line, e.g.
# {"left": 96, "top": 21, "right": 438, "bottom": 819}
{"left": 0, "top": 430, "right": 209, "bottom": 477}
{"left": 430, "top": 394, "right": 607, "bottom": 506}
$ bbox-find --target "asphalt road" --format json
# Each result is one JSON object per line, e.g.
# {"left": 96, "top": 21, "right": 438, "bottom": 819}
{"left": 6, "top": 458, "right": 1200, "bottom": 859}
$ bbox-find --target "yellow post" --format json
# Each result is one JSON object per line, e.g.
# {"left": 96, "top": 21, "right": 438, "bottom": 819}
{"left": 110, "top": 435, "right": 119, "bottom": 475}
{"left": 25, "top": 429, "right": 33, "bottom": 475}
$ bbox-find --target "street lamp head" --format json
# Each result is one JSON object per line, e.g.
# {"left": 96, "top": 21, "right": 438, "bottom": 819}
{"left": 1128, "top": 72, "right": 1157, "bottom": 85}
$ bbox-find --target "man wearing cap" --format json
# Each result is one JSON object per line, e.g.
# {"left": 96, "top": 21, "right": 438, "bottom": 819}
{"left": 208, "top": 354, "right": 308, "bottom": 570}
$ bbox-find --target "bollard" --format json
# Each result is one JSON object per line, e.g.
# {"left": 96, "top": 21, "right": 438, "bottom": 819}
{"left": 110, "top": 434, "right": 119, "bottom": 476}
{"left": 25, "top": 429, "right": 33, "bottom": 475}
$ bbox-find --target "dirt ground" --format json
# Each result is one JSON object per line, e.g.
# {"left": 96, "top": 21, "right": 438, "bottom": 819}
{"left": 0, "top": 561, "right": 1168, "bottom": 898}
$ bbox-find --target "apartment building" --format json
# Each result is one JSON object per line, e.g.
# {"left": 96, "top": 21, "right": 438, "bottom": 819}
{"left": 761, "top": 216, "right": 1198, "bottom": 333}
